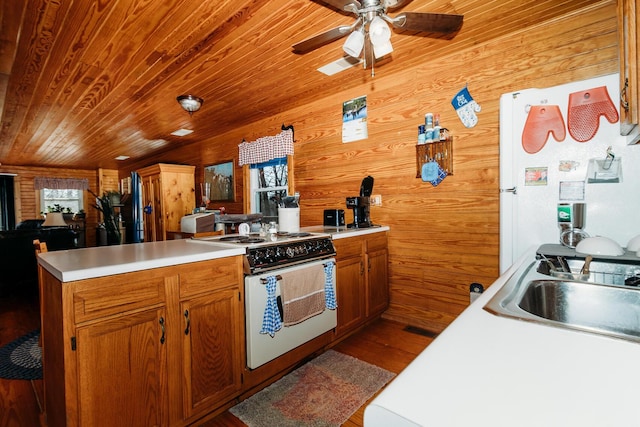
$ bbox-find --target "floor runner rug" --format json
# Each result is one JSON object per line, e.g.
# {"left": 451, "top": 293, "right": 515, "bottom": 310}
{"left": 0, "top": 329, "right": 42, "bottom": 380}
{"left": 230, "top": 350, "right": 394, "bottom": 427}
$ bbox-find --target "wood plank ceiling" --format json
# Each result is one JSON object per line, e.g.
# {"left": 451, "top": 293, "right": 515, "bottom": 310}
{"left": 0, "top": 0, "right": 598, "bottom": 170}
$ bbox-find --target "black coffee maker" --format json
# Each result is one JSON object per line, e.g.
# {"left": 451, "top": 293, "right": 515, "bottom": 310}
{"left": 346, "top": 176, "right": 374, "bottom": 228}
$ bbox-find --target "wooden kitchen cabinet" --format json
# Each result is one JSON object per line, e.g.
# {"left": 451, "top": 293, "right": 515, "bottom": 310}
{"left": 39, "top": 256, "right": 244, "bottom": 427}
{"left": 333, "top": 231, "right": 389, "bottom": 338}
{"left": 75, "top": 307, "right": 168, "bottom": 426}
{"left": 366, "top": 233, "right": 389, "bottom": 317}
{"left": 178, "top": 260, "right": 244, "bottom": 421}
{"left": 334, "top": 237, "right": 367, "bottom": 336}
{"left": 138, "top": 163, "right": 196, "bottom": 242}
{"left": 618, "top": 0, "right": 639, "bottom": 137}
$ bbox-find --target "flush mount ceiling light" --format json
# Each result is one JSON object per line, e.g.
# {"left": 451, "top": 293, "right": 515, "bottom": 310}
{"left": 171, "top": 128, "right": 194, "bottom": 136}
{"left": 176, "top": 95, "right": 203, "bottom": 115}
{"left": 293, "top": 0, "right": 463, "bottom": 77}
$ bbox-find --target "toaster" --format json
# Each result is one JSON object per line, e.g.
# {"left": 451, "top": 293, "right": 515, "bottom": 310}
{"left": 323, "top": 209, "right": 345, "bottom": 227}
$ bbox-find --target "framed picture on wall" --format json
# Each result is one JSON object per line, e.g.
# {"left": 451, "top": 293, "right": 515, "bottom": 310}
{"left": 205, "top": 161, "right": 235, "bottom": 202}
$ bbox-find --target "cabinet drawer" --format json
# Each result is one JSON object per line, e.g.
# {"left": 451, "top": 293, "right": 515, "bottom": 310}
{"left": 366, "top": 233, "right": 388, "bottom": 252}
{"left": 334, "top": 236, "right": 364, "bottom": 259}
{"left": 73, "top": 270, "right": 167, "bottom": 323}
{"left": 179, "top": 257, "right": 242, "bottom": 298}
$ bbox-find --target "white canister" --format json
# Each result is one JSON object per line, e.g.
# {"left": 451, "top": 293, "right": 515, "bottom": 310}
{"left": 278, "top": 207, "right": 300, "bottom": 233}
{"left": 238, "top": 222, "right": 250, "bottom": 235}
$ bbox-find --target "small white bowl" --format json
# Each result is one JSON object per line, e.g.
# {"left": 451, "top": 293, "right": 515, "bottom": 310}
{"left": 626, "top": 234, "right": 640, "bottom": 252}
{"left": 575, "top": 236, "right": 624, "bottom": 256}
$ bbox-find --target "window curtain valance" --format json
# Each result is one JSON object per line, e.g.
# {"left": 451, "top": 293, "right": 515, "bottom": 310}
{"left": 238, "top": 129, "right": 294, "bottom": 166}
{"left": 34, "top": 177, "right": 89, "bottom": 190}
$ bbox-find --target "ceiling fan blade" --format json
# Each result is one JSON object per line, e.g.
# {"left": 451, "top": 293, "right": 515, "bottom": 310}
{"left": 384, "top": 0, "right": 413, "bottom": 10}
{"left": 292, "top": 26, "right": 353, "bottom": 54}
{"left": 317, "top": 0, "right": 361, "bottom": 13}
{"left": 392, "top": 12, "right": 463, "bottom": 34}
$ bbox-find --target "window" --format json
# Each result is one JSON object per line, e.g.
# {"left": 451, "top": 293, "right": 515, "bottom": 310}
{"left": 34, "top": 177, "right": 88, "bottom": 214}
{"left": 40, "top": 188, "right": 84, "bottom": 214}
{"left": 249, "top": 157, "right": 288, "bottom": 223}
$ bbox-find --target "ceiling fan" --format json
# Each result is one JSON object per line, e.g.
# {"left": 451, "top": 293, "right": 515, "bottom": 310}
{"left": 292, "top": 0, "right": 463, "bottom": 74}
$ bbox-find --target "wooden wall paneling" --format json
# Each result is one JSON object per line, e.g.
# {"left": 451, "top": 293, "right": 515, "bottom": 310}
{"left": 98, "top": 169, "right": 119, "bottom": 194}
{"left": 118, "top": 1, "right": 618, "bottom": 332}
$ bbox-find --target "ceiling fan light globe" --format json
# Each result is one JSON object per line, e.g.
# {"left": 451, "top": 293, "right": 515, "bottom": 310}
{"left": 343, "top": 31, "right": 365, "bottom": 57}
{"left": 373, "top": 39, "right": 393, "bottom": 59}
{"left": 369, "top": 16, "right": 392, "bottom": 44}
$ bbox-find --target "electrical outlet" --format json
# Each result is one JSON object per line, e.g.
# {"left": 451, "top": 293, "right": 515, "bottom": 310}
{"left": 371, "top": 194, "right": 382, "bottom": 206}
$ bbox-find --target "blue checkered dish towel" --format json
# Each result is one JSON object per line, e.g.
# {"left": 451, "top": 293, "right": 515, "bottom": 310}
{"left": 260, "top": 276, "right": 282, "bottom": 337}
{"left": 324, "top": 262, "right": 337, "bottom": 310}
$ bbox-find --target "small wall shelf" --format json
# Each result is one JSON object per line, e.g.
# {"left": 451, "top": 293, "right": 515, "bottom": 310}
{"left": 415, "top": 137, "right": 454, "bottom": 178}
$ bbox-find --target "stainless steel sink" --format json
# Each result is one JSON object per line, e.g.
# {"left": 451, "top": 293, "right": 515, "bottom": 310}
{"left": 484, "top": 259, "right": 640, "bottom": 343}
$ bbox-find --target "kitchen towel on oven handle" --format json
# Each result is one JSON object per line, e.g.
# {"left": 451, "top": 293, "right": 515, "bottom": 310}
{"left": 260, "top": 275, "right": 282, "bottom": 337}
{"left": 324, "top": 261, "right": 337, "bottom": 310}
{"left": 280, "top": 264, "right": 327, "bottom": 326}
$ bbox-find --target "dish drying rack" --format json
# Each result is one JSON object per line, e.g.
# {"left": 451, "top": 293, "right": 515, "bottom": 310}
{"left": 539, "top": 257, "right": 640, "bottom": 287}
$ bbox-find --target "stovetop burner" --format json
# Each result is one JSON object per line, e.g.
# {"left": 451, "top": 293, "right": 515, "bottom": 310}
{"left": 219, "top": 236, "right": 266, "bottom": 243}
{"left": 285, "top": 232, "right": 312, "bottom": 238}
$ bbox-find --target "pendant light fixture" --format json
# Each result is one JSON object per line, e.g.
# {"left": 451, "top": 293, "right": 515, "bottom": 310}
{"left": 177, "top": 95, "right": 204, "bottom": 115}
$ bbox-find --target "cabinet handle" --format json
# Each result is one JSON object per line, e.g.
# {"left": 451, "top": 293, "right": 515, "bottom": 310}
{"left": 621, "top": 78, "right": 630, "bottom": 112}
{"left": 159, "top": 317, "right": 165, "bottom": 344}
{"left": 360, "top": 261, "right": 365, "bottom": 275}
{"left": 368, "top": 259, "right": 372, "bottom": 272}
{"left": 184, "top": 309, "right": 190, "bottom": 335}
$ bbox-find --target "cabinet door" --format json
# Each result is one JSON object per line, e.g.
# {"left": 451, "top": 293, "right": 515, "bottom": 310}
{"left": 162, "top": 171, "right": 196, "bottom": 233}
{"left": 335, "top": 254, "right": 366, "bottom": 336}
{"left": 367, "top": 246, "right": 389, "bottom": 317}
{"left": 181, "top": 288, "right": 243, "bottom": 419}
{"left": 618, "top": 0, "right": 639, "bottom": 135}
{"left": 334, "top": 237, "right": 367, "bottom": 337}
{"left": 75, "top": 308, "right": 168, "bottom": 427}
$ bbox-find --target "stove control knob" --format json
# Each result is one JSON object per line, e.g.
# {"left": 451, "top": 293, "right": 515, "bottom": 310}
{"left": 286, "top": 247, "right": 295, "bottom": 258}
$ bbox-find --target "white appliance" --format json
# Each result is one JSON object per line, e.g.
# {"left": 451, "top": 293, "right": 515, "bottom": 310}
{"left": 499, "top": 73, "right": 640, "bottom": 273}
{"left": 245, "top": 258, "right": 336, "bottom": 369}
{"left": 180, "top": 212, "right": 215, "bottom": 233}
{"left": 190, "top": 232, "right": 337, "bottom": 369}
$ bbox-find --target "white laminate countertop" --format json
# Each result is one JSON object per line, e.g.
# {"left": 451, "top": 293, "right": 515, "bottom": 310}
{"left": 302, "top": 225, "right": 389, "bottom": 239}
{"left": 364, "top": 249, "right": 640, "bottom": 427}
{"left": 37, "top": 239, "right": 245, "bottom": 282}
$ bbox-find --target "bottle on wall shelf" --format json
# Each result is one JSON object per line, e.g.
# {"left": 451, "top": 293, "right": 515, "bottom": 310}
{"left": 433, "top": 114, "right": 441, "bottom": 142}
{"left": 418, "top": 125, "right": 426, "bottom": 144}
{"left": 424, "top": 113, "right": 434, "bottom": 143}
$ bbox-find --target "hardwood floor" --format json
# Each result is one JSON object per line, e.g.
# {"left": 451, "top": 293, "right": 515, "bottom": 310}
{"left": 0, "top": 291, "right": 434, "bottom": 426}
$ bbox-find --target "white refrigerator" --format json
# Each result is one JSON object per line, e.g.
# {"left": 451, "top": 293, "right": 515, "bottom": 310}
{"left": 499, "top": 73, "right": 640, "bottom": 273}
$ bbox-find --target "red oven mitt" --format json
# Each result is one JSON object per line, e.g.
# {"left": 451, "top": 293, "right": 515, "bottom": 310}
{"left": 567, "top": 86, "right": 619, "bottom": 142}
{"left": 521, "top": 105, "right": 566, "bottom": 154}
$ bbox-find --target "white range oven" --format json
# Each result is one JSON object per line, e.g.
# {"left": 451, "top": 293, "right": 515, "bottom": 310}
{"left": 191, "top": 232, "right": 337, "bottom": 369}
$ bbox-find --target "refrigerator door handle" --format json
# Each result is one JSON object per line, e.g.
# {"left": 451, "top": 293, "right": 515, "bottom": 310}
{"left": 500, "top": 186, "right": 517, "bottom": 195}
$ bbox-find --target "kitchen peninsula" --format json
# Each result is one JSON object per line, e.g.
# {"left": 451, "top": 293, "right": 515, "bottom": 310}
{"left": 36, "top": 226, "right": 391, "bottom": 426}
{"left": 37, "top": 240, "right": 246, "bottom": 426}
